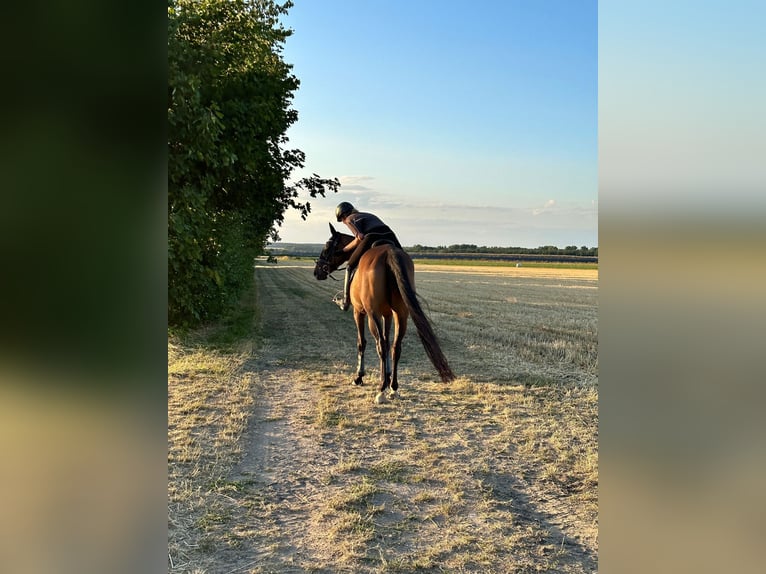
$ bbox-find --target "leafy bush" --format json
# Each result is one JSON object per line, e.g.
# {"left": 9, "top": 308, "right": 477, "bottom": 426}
{"left": 168, "top": 0, "right": 338, "bottom": 325}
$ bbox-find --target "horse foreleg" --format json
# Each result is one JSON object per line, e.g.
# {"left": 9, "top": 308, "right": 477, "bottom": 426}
{"left": 353, "top": 309, "right": 366, "bottom": 385}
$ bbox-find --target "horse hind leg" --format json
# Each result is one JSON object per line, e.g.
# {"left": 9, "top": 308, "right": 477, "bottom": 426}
{"left": 388, "top": 312, "right": 407, "bottom": 400}
{"left": 368, "top": 314, "right": 390, "bottom": 404}
{"left": 384, "top": 313, "right": 394, "bottom": 390}
{"left": 352, "top": 309, "right": 366, "bottom": 385}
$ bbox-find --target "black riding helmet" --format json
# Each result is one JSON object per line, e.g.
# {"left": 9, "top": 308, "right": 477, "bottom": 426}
{"left": 335, "top": 201, "right": 355, "bottom": 222}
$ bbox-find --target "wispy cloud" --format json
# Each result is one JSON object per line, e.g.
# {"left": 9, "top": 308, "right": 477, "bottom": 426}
{"left": 339, "top": 175, "right": 375, "bottom": 192}
{"left": 278, "top": 191, "right": 597, "bottom": 248}
{"left": 532, "top": 199, "right": 556, "bottom": 215}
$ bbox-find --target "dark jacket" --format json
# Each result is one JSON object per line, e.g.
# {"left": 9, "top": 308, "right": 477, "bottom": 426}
{"left": 343, "top": 212, "right": 402, "bottom": 268}
{"left": 344, "top": 211, "right": 391, "bottom": 239}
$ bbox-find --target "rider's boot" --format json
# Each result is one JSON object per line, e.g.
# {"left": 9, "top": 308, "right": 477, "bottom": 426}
{"left": 337, "top": 267, "right": 351, "bottom": 311}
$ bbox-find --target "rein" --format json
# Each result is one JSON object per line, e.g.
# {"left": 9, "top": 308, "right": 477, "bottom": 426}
{"left": 328, "top": 266, "right": 346, "bottom": 280}
{"left": 315, "top": 253, "right": 346, "bottom": 280}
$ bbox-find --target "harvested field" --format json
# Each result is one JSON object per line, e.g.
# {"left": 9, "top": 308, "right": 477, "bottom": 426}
{"left": 168, "top": 260, "right": 598, "bottom": 573}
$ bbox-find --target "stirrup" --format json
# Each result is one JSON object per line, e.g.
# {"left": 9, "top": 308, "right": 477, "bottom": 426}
{"left": 331, "top": 292, "right": 349, "bottom": 311}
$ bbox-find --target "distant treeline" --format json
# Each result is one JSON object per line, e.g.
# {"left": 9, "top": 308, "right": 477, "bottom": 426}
{"left": 269, "top": 242, "right": 598, "bottom": 261}
{"left": 409, "top": 244, "right": 598, "bottom": 257}
{"left": 407, "top": 252, "right": 597, "bottom": 264}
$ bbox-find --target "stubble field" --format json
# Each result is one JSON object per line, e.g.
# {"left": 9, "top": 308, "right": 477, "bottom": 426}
{"left": 168, "top": 260, "right": 598, "bottom": 573}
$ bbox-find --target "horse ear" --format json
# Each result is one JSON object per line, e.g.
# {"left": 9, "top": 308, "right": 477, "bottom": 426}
{"left": 329, "top": 223, "right": 337, "bottom": 235}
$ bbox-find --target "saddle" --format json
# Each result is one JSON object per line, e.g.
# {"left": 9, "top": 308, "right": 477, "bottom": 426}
{"left": 371, "top": 238, "right": 397, "bottom": 248}
{"left": 342, "top": 238, "right": 396, "bottom": 292}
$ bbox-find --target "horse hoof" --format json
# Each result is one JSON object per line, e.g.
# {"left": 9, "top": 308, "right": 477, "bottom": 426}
{"left": 388, "top": 391, "right": 399, "bottom": 400}
{"left": 352, "top": 378, "right": 363, "bottom": 386}
{"left": 375, "top": 392, "right": 387, "bottom": 404}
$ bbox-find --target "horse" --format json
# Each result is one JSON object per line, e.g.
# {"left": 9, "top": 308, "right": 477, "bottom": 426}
{"left": 313, "top": 223, "right": 455, "bottom": 403}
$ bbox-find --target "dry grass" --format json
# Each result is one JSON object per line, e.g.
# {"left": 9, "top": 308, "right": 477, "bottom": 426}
{"left": 168, "top": 261, "right": 598, "bottom": 573}
{"left": 167, "top": 337, "right": 257, "bottom": 572}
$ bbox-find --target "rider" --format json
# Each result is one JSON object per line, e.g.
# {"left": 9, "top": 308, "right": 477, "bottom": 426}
{"left": 334, "top": 201, "right": 402, "bottom": 311}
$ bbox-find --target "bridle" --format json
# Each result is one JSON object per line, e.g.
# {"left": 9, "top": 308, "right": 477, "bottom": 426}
{"left": 315, "top": 255, "right": 344, "bottom": 280}
{"left": 315, "top": 236, "right": 346, "bottom": 280}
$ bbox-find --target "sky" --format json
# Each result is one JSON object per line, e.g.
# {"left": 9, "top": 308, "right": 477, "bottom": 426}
{"left": 277, "top": 0, "right": 597, "bottom": 248}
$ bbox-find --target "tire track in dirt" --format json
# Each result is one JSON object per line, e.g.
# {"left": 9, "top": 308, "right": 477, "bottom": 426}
{"left": 186, "top": 261, "right": 597, "bottom": 573}
{"left": 208, "top": 265, "right": 354, "bottom": 573}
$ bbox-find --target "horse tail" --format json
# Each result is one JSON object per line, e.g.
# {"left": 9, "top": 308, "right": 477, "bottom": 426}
{"left": 386, "top": 248, "right": 456, "bottom": 382}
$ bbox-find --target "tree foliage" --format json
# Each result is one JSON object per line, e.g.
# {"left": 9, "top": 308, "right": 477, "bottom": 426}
{"left": 168, "top": 0, "right": 339, "bottom": 325}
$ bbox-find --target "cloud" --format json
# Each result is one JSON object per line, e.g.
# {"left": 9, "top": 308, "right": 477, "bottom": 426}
{"left": 275, "top": 191, "right": 597, "bottom": 248}
{"left": 340, "top": 185, "right": 373, "bottom": 192}
{"left": 339, "top": 175, "right": 375, "bottom": 191}
{"left": 532, "top": 199, "right": 556, "bottom": 215}
{"left": 340, "top": 175, "right": 375, "bottom": 184}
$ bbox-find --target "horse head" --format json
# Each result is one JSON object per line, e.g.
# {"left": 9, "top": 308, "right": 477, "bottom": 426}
{"left": 313, "top": 223, "right": 351, "bottom": 280}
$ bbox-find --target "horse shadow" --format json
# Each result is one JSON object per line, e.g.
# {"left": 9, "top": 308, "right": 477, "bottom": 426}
{"left": 476, "top": 467, "right": 598, "bottom": 572}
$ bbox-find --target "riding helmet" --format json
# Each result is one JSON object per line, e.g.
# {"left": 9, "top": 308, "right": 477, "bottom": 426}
{"left": 335, "top": 201, "right": 355, "bottom": 222}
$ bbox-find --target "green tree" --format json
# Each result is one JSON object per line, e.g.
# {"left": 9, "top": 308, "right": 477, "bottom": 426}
{"left": 168, "top": 0, "right": 339, "bottom": 325}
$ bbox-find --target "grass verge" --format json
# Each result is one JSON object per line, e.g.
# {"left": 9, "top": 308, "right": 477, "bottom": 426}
{"left": 168, "top": 287, "right": 261, "bottom": 572}
{"left": 168, "top": 262, "right": 598, "bottom": 573}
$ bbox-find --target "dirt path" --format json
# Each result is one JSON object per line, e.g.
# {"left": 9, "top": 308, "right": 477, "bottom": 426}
{"left": 168, "top": 262, "right": 598, "bottom": 573}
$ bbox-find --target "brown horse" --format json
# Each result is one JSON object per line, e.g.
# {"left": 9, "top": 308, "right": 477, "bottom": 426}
{"left": 314, "top": 223, "right": 455, "bottom": 403}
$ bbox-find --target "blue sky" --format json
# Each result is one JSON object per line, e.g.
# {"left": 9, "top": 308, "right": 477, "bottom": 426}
{"left": 278, "top": 0, "right": 597, "bottom": 247}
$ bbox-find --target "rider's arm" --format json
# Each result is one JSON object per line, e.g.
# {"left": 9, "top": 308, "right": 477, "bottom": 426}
{"left": 343, "top": 236, "right": 361, "bottom": 252}
{"left": 342, "top": 216, "right": 363, "bottom": 252}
